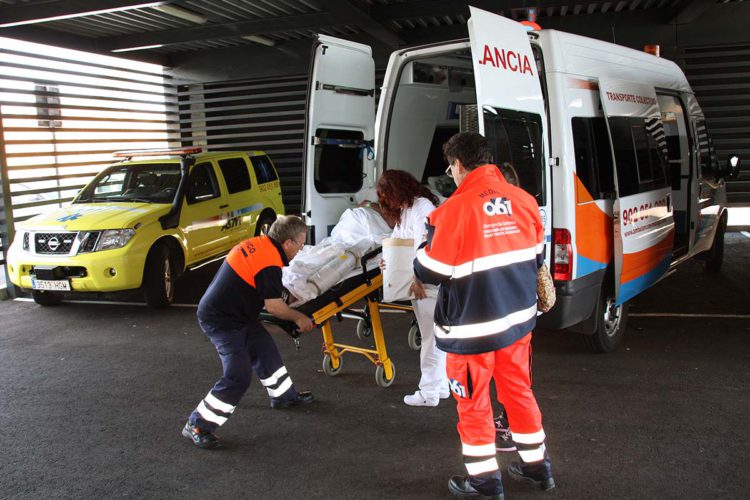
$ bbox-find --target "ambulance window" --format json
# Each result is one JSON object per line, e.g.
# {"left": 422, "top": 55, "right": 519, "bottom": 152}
{"left": 187, "top": 163, "right": 220, "bottom": 204}
{"left": 252, "top": 155, "right": 278, "bottom": 184}
{"left": 572, "top": 117, "right": 614, "bottom": 198}
{"left": 696, "top": 120, "right": 719, "bottom": 178}
{"left": 483, "top": 108, "right": 544, "bottom": 205}
{"left": 608, "top": 117, "right": 669, "bottom": 196}
{"left": 314, "top": 128, "right": 364, "bottom": 193}
{"left": 218, "top": 158, "right": 252, "bottom": 194}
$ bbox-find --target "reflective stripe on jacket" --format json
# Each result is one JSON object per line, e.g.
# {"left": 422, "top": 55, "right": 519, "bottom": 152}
{"left": 414, "top": 164, "right": 544, "bottom": 354}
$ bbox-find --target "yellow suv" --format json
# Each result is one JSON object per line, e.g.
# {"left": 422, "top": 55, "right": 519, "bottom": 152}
{"left": 6, "top": 148, "right": 285, "bottom": 307}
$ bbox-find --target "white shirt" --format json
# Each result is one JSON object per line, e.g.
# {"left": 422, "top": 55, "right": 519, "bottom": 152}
{"left": 390, "top": 196, "right": 438, "bottom": 298}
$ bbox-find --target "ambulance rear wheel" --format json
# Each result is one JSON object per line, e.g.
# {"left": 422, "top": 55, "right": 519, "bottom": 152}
{"left": 584, "top": 286, "right": 628, "bottom": 353}
{"left": 31, "top": 290, "right": 64, "bottom": 306}
{"left": 375, "top": 363, "right": 395, "bottom": 388}
{"left": 356, "top": 320, "right": 372, "bottom": 340}
{"left": 407, "top": 323, "right": 421, "bottom": 351}
{"left": 322, "top": 354, "right": 343, "bottom": 376}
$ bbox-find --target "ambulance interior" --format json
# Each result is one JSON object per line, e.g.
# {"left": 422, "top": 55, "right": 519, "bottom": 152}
{"left": 382, "top": 48, "right": 545, "bottom": 206}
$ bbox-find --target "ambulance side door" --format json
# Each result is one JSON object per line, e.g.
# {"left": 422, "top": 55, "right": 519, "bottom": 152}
{"left": 599, "top": 78, "right": 675, "bottom": 305}
{"left": 467, "top": 7, "right": 552, "bottom": 265}
{"left": 303, "top": 35, "right": 375, "bottom": 244}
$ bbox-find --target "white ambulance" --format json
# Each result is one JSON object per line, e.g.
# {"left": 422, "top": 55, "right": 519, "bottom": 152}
{"left": 301, "top": 7, "right": 740, "bottom": 352}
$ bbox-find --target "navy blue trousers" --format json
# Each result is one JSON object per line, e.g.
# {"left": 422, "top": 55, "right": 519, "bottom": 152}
{"left": 188, "top": 321, "right": 298, "bottom": 432}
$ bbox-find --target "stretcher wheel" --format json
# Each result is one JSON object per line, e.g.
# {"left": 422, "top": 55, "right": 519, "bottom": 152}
{"left": 375, "top": 363, "right": 396, "bottom": 388}
{"left": 407, "top": 323, "right": 421, "bottom": 351}
{"left": 322, "top": 354, "right": 343, "bottom": 377}
{"left": 356, "top": 320, "right": 372, "bottom": 340}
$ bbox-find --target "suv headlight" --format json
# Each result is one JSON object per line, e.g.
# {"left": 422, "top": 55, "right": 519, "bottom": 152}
{"left": 96, "top": 229, "right": 135, "bottom": 251}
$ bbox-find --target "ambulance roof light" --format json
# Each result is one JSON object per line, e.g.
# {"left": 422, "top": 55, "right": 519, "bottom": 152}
{"left": 112, "top": 147, "right": 203, "bottom": 159}
{"left": 644, "top": 44, "right": 660, "bottom": 57}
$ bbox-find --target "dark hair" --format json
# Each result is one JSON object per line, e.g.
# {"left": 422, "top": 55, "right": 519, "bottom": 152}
{"left": 498, "top": 162, "right": 519, "bottom": 186}
{"left": 376, "top": 170, "right": 439, "bottom": 224}
{"left": 442, "top": 131, "right": 493, "bottom": 171}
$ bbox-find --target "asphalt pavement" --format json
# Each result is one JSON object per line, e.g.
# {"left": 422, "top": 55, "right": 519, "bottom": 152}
{"left": 1, "top": 232, "right": 748, "bottom": 499}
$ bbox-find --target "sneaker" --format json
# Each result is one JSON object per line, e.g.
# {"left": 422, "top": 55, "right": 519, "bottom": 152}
{"left": 493, "top": 415, "right": 516, "bottom": 452}
{"left": 508, "top": 458, "right": 555, "bottom": 491}
{"left": 181, "top": 421, "right": 220, "bottom": 449}
{"left": 404, "top": 390, "right": 439, "bottom": 407}
{"left": 448, "top": 476, "right": 504, "bottom": 499}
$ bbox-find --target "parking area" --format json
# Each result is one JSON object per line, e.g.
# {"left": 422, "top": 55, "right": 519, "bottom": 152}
{"left": 1, "top": 232, "right": 748, "bottom": 499}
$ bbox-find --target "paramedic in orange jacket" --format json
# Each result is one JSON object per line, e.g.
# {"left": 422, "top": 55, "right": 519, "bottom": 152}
{"left": 182, "top": 215, "right": 314, "bottom": 449}
{"left": 414, "top": 133, "right": 555, "bottom": 498}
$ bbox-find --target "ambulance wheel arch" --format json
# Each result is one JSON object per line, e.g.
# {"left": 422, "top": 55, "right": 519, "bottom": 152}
{"left": 701, "top": 209, "right": 727, "bottom": 273}
{"left": 142, "top": 236, "right": 184, "bottom": 308}
{"left": 582, "top": 267, "right": 629, "bottom": 353}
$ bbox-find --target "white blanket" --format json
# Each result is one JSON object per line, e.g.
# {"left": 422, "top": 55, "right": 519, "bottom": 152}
{"left": 282, "top": 207, "right": 392, "bottom": 306}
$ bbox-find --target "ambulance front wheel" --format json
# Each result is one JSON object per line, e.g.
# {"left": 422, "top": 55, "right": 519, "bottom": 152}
{"left": 584, "top": 285, "right": 629, "bottom": 353}
{"left": 375, "top": 363, "right": 396, "bottom": 388}
{"left": 356, "top": 320, "right": 372, "bottom": 340}
{"left": 407, "top": 323, "right": 421, "bottom": 351}
{"left": 322, "top": 354, "right": 343, "bottom": 376}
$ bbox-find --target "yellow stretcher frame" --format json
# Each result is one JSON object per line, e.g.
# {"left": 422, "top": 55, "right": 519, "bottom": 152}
{"left": 309, "top": 273, "right": 396, "bottom": 387}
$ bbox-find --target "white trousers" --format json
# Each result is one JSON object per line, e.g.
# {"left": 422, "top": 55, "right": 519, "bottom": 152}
{"left": 412, "top": 296, "right": 448, "bottom": 398}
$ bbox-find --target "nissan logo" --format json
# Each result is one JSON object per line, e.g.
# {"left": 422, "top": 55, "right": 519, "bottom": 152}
{"left": 47, "top": 236, "right": 60, "bottom": 251}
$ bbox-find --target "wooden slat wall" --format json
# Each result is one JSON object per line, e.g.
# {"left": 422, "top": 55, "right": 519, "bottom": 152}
{"left": 0, "top": 40, "right": 177, "bottom": 228}
{"left": 175, "top": 74, "right": 308, "bottom": 214}
{"left": 676, "top": 45, "right": 750, "bottom": 205}
{"left": 174, "top": 71, "right": 384, "bottom": 215}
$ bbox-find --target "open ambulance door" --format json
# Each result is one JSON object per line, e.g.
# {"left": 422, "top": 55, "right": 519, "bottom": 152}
{"left": 467, "top": 7, "right": 552, "bottom": 265}
{"left": 303, "top": 35, "right": 375, "bottom": 244}
{"left": 599, "top": 78, "right": 675, "bottom": 305}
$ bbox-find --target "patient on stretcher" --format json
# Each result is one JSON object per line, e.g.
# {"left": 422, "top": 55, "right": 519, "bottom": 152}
{"left": 282, "top": 207, "right": 392, "bottom": 306}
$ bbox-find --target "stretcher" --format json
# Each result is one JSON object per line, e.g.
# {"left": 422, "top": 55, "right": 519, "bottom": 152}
{"left": 263, "top": 248, "right": 397, "bottom": 387}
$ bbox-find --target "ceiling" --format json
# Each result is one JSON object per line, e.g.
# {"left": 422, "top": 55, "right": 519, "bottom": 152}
{"left": 0, "top": 0, "right": 743, "bottom": 65}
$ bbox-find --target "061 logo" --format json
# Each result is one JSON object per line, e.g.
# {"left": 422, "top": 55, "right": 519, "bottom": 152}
{"left": 483, "top": 197, "right": 513, "bottom": 216}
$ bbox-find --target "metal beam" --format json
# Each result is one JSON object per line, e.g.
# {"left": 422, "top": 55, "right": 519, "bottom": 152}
{"left": 327, "top": 0, "right": 403, "bottom": 48}
{"left": 668, "top": 0, "right": 714, "bottom": 24}
{"left": 98, "top": 11, "right": 351, "bottom": 52}
{"left": 0, "top": 0, "right": 164, "bottom": 28}
{"left": 370, "top": 0, "right": 605, "bottom": 21}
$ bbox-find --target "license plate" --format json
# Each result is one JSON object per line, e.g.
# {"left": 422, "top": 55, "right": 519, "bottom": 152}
{"left": 31, "top": 279, "right": 71, "bottom": 291}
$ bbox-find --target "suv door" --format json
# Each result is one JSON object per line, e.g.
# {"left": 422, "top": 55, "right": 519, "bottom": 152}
{"left": 180, "top": 161, "right": 229, "bottom": 264}
{"left": 216, "top": 156, "right": 258, "bottom": 246}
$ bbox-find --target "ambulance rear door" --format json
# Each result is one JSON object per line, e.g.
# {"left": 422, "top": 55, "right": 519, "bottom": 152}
{"left": 599, "top": 78, "right": 675, "bottom": 305}
{"left": 303, "top": 35, "right": 375, "bottom": 243}
{"left": 467, "top": 7, "right": 551, "bottom": 264}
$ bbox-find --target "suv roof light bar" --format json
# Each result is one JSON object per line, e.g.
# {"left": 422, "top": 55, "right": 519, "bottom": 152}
{"left": 112, "top": 147, "right": 203, "bottom": 159}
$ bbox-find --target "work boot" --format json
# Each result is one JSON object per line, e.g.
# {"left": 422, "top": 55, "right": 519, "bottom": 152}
{"left": 271, "top": 390, "right": 315, "bottom": 409}
{"left": 181, "top": 421, "right": 220, "bottom": 449}
{"left": 493, "top": 415, "right": 516, "bottom": 452}
{"left": 508, "top": 458, "right": 555, "bottom": 491}
{"left": 448, "top": 476, "right": 504, "bottom": 499}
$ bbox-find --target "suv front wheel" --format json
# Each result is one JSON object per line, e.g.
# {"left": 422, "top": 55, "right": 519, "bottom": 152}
{"left": 143, "top": 242, "right": 174, "bottom": 308}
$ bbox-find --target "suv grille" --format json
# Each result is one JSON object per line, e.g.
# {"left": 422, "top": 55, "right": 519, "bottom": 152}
{"left": 22, "top": 232, "right": 29, "bottom": 251}
{"left": 34, "top": 232, "right": 76, "bottom": 254}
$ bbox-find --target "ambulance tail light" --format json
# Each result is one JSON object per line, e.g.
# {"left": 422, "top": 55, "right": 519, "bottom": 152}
{"left": 552, "top": 228, "right": 572, "bottom": 281}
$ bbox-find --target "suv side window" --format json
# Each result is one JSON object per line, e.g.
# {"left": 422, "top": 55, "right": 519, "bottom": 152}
{"left": 218, "top": 158, "right": 252, "bottom": 194}
{"left": 187, "top": 163, "right": 220, "bottom": 204}
{"left": 252, "top": 155, "right": 278, "bottom": 184}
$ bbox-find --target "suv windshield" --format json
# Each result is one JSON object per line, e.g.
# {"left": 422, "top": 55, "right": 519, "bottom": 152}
{"left": 78, "top": 163, "right": 182, "bottom": 204}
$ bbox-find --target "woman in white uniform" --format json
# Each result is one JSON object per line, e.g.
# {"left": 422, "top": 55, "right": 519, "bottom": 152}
{"left": 376, "top": 170, "right": 449, "bottom": 407}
